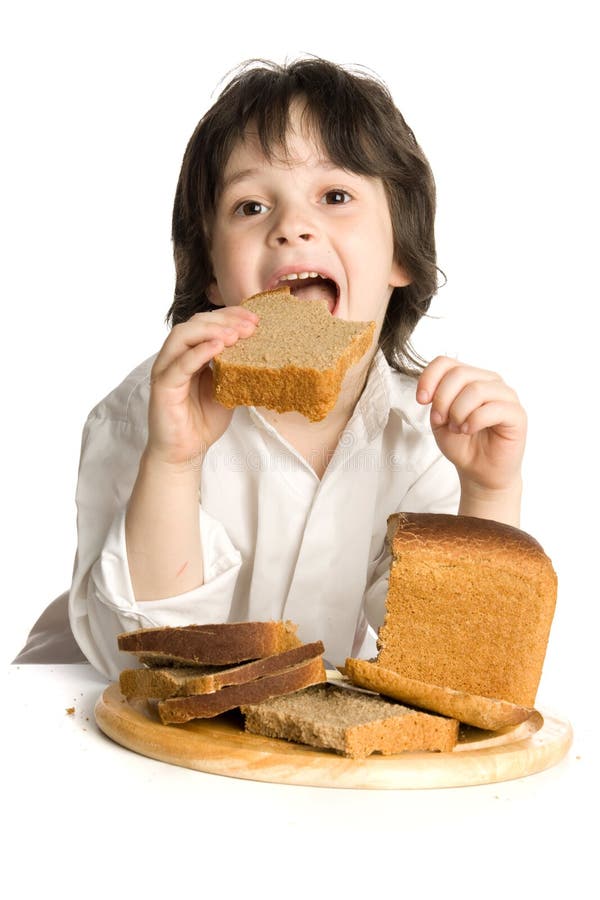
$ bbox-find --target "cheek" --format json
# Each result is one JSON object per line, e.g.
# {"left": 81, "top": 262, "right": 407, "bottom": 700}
{"left": 346, "top": 213, "right": 396, "bottom": 274}
{"left": 210, "top": 232, "right": 257, "bottom": 301}
{"left": 374, "top": 209, "right": 396, "bottom": 256}
{"left": 211, "top": 232, "right": 236, "bottom": 281}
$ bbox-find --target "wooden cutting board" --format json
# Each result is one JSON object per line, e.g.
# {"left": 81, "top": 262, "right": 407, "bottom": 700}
{"left": 94, "top": 678, "right": 573, "bottom": 790}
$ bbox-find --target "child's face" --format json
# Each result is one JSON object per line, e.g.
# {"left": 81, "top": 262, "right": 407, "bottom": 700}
{"left": 207, "top": 106, "right": 409, "bottom": 337}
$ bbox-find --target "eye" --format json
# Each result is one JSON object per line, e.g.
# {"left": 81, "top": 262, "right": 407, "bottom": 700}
{"left": 322, "top": 189, "right": 352, "bottom": 205}
{"left": 234, "top": 200, "right": 269, "bottom": 217}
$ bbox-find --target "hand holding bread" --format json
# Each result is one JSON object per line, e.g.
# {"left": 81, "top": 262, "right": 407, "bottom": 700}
{"left": 146, "top": 305, "right": 259, "bottom": 468}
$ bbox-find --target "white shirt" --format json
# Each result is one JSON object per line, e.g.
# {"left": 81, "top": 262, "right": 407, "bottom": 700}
{"left": 69, "top": 349, "right": 460, "bottom": 680}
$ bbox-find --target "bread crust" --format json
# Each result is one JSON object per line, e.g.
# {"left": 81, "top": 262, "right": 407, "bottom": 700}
{"left": 157, "top": 656, "right": 327, "bottom": 723}
{"left": 117, "top": 621, "right": 301, "bottom": 666}
{"left": 344, "top": 658, "right": 537, "bottom": 731}
{"left": 386, "top": 512, "right": 551, "bottom": 569}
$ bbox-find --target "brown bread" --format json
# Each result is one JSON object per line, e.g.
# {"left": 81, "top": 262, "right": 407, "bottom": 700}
{"left": 212, "top": 288, "right": 375, "bottom": 422}
{"left": 344, "top": 658, "right": 536, "bottom": 730}
{"left": 119, "top": 641, "right": 324, "bottom": 700}
{"left": 117, "top": 620, "right": 301, "bottom": 667}
{"left": 377, "top": 513, "right": 557, "bottom": 707}
{"left": 241, "top": 683, "right": 459, "bottom": 758}
{"left": 157, "top": 656, "right": 326, "bottom": 724}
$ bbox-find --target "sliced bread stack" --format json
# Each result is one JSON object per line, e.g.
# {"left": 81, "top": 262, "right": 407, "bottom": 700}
{"left": 117, "top": 621, "right": 326, "bottom": 724}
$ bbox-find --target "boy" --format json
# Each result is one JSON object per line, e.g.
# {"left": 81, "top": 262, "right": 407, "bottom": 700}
{"left": 69, "top": 58, "right": 526, "bottom": 679}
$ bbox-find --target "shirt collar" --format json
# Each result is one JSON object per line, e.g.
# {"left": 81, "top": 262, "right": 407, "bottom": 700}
{"left": 355, "top": 349, "right": 423, "bottom": 439}
{"left": 352, "top": 349, "right": 392, "bottom": 441}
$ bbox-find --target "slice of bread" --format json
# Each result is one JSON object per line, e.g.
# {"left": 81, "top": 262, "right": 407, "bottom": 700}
{"left": 117, "top": 620, "right": 301, "bottom": 667}
{"left": 157, "top": 656, "right": 326, "bottom": 723}
{"left": 377, "top": 513, "right": 557, "bottom": 708}
{"left": 241, "top": 683, "right": 459, "bottom": 757}
{"left": 344, "top": 658, "right": 536, "bottom": 731}
{"left": 119, "top": 640, "right": 324, "bottom": 700}
{"left": 212, "top": 287, "right": 376, "bottom": 422}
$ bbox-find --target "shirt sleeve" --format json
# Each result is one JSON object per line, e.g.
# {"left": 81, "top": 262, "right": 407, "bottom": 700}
{"left": 357, "top": 450, "right": 460, "bottom": 657}
{"left": 68, "top": 411, "right": 242, "bottom": 681}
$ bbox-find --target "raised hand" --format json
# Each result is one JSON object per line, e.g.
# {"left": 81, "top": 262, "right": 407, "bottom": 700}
{"left": 416, "top": 356, "right": 527, "bottom": 524}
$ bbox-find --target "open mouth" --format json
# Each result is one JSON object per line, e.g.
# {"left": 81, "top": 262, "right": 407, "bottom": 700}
{"left": 276, "top": 272, "right": 340, "bottom": 315}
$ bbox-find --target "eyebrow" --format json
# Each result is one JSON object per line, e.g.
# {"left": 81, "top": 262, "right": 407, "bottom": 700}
{"left": 222, "top": 167, "right": 261, "bottom": 190}
{"left": 221, "top": 160, "right": 347, "bottom": 191}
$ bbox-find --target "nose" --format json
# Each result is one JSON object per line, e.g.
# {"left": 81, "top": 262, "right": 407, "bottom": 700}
{"left": 267, "top": 202, "right": 317, "bottom": 247}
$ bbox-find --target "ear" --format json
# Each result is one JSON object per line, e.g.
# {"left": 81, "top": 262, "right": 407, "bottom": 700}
{"left": 389, "top": 260, "right": 412, "bottom": 289}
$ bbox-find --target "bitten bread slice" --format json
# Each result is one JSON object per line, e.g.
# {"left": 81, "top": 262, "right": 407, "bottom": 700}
{"left": 157, "top": 656, "right": 326, "bottom": 724}
{"left": 117, "top": 621, "right": 301, "bottom": 667}
{"left": 377, "top": 513, "right": 557, "bottom": 707}
{"left": 344, "top": 658, "right": 536, "bottom": 731}
{"left": 212, "top": 287, "right": 376, "bottom": 422}
{"left": 241, "top": 683, "right": 459, "bottom": 758}
{"left": 119, "top": 641, "right": 324, "bottom": 700}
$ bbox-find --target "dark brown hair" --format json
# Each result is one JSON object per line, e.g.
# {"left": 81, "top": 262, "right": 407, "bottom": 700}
{"left": 168, "top": 57, "right": 441, "bottom": 374}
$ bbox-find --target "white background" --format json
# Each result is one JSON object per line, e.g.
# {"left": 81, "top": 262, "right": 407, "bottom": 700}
{"left": 1, "top": 0, "right": 598, "bottom": 721}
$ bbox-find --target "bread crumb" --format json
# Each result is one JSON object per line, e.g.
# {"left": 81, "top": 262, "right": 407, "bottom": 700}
{"left": 66, "top": 707, "right": 75, "bottom": 715}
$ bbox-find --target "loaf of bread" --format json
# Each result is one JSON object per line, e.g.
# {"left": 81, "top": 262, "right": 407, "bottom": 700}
{"left": 344, "top": 658, "right": 536, "bottom": 731}
{"left": 157, "top": 656, "right": 327, "bottom": 724}
{"left": 241, "top": 683, "right": 459, "bottom": 757}
{"left": 117, "top": 620, "right": 301, "bottom": 667}
{"left": 374, "top": 513, "right": 557, "bottom": 708}
{"left": 119, "top": 641, "right": 324, "bottom": 700}
{"left": 212, "top": 287, "right": 375, "bottom": 422}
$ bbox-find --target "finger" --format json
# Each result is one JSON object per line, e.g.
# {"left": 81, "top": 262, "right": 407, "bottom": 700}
{"left": 169, "top": 306, "right": 259, "bottom": 344}
{"left": 153, "top": 317, "right": 256, "bottom": 378}
{"left": 416, "top": 356, "right": 463, "bottom": 403}
{"left": 203, "top": 305, "right": 260, "bottom": 325}
{"left": 445, "top": 380, "right": 520, "bottom": 431}
{"left": 459, "top": 401, "right": 528, "bottom": 438}
{"left": 153, "top": 322, "right": 234, "bottom": 378}
{"left": 416, "top": 357, "right": 499, "bottom": 407}
{"left": 152, "top": 339, "right": 226, "bottom": 392}
{"left": 427, "top": 366, "right": 502, "bottom": 427}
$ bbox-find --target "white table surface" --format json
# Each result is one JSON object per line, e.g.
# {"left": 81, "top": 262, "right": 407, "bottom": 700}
{"left": 4, "top": 663, "right": 595, "bottom": 898}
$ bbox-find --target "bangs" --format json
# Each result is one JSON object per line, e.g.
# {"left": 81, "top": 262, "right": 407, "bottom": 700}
{"left": 205, "top": 59, "right": 400, "bottom": 207}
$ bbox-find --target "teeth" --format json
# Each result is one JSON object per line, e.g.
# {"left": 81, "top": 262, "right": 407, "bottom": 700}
{"left": 279, "top": 271, "right": 323, "bottom": 282}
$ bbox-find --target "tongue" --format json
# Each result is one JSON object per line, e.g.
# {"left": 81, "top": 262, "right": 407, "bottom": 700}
{"left": 290, "top": 280, "right": 337, "bottom": 309}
